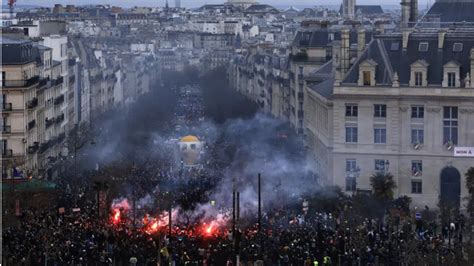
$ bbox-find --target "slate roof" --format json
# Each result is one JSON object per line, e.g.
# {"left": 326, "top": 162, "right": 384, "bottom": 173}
{"left": 339, "top": 5, "right": 384, "bottom": 15}
{"left": 293, "top": 29, "right": 373, "bottom": 48}
{"left": 342, "top": 30, "right": 474, "bottom": 86}
{"left": 194, "top": 4, "right": 226, "bottom": 12}
{"left": 308, "top": 60, "right": 335, "bottom": 99}
{"left": 1, "top": 37, "right": 36, "bottom": 65}
{"left": 355, "top": 5, "right": 384, "bottom": 15}
{"left": 422, "top": 1, "right": 474, "bottom": 23}
{"left": 245, "top": 4, "right": 279, "bottom": 13}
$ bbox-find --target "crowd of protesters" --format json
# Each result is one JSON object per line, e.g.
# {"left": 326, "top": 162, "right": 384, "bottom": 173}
{"left": 3, "top": 183, "right": 471, "bottom": 265}
{"left": 3, "top": 83, "right": 472, "bottom": 265}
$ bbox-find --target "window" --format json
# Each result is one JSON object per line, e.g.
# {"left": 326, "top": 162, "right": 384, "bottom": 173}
{"left": 299, "top": 66, "right": 304, "bottom": 75}
{"left": 363, "top": 71, "right": 371, "bottom": 86}
{"left": 190, "top": 144, "right": 197, "bottom": 150}
{"left": 453, "top": 43, "right": 463, "bottom": 52}
{"left": 390, "top": 42, "right": 400, "bottom": 51}
{"left": 411, "top": 180, "right": 422, "bottom": 194}
{"left": 374, "top": 128, "right": 387, "bottom": 144}
{"left": 346, "top": 159, "right": 357, "bottom": 172}
{"left": 374, "top": 104, "right": 386, "bottom": 118}
{"left": 418, "top": 42, "right": 429, "bottom": 52}
{"left": 411, "top": 129, "right": 424, "bottom": 144}
{"left": 346, "top": 176, "right": 356, "bottom": 192}
{"left": 1, "top": 139, "right": 6, "bottom": 154}
{"left": 411, "top": 106, "right": 424, "bottom": 118}
{"left": 443, "top": 107, "right": 458, "bottom": 145}
{"left": 447, "top": 72, "right": 456, "bottom": 87}
{"left": 345, "top": 104, "right": 358, "bottom": 117}
{"left": 375, "top": 159, "right": 388, "bottom": 172}
{"left": 414, "top": 72, "right": 423, "bottom": 86}
{"left": 412, "top": 160, "right": 423, "bottom": 174}
{"left": 345, "top": 126, "right": 358, "bottom": 143}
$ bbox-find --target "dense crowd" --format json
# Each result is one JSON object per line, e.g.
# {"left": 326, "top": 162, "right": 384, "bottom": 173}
{"left": 3, "top": 83, "right": 472, "bottom": 265}
{"left": 3, "top": 187, "right": 470, "bottom": 265}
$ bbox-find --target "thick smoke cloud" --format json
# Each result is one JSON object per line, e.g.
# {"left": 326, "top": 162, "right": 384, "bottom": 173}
{"left": 79, "top": 66, "right": 323, "bottom": 222}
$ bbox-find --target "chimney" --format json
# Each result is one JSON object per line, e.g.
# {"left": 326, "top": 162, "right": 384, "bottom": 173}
{"left": 402, "top": 29, "right": 412, "bottom": 50}
{"left": 471, "top": 48, "right": 474, "bottom": 87}
{"left": 357, "top": 27, "right": 366, "bottom": 58}
{"left": 340, "top": 27, "right": 350, "bottom": 75}
{"left": 334, "top": 69, "right": 342, "bottom": 87}
{"left": 410, "top": 0, "right": 418, "bottom": 23}
{"left": 332, "top": 41, "right": 341, "bottom": 71}
{"left": 332, "top": 40, "right": 341, "bottom": 73}
{"left": 438, "top": 29, "right": 447, "bottom": 49}
{"left": 400, "top": 0, "right": 411, "bottom": 28}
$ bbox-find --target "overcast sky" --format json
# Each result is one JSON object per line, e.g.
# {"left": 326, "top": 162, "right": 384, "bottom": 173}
{"left": 6, "top": 0, "right": 432, "bottom": 8}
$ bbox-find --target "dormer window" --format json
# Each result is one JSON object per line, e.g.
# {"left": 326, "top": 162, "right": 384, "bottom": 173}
{"left": 418, "top": 42, "right": 429, "bottom": 52}
{"left": 415, "top": 72, "right": 423, "bottom": 86}
{"left": 442, "top": 61, "right": 461, "bottom": 88}
{"left": 453, "top": 43, "right": 463, "bottom": 52}
{"left": 358, "top": 59, "right": 378, "bottom": 86}
{"left": 410, "top": 60, "right": 429, "bottom": 87}
{"left": 448, "top": 72, "right": 456, "bottom": 87}
{"left": 363, "top": 71, "right": 371, "bottom": 85}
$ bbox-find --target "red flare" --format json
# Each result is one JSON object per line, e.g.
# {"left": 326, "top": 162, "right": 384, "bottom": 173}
{"left": 113, "top": 209, "right": 121, "bottom": 224}
{"left": 151, "top": 221, "right": 159, "bottom": 231}
{"left": 205, "top": 221, "right": 216, "bottom": 236}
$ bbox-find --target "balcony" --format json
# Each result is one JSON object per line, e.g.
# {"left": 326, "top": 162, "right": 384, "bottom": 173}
{"left": 38, "top": 78, "right": 48, "bottom": 88}
{"left": 54, "top": 94, "right": 64, "bottom": 105}
{"left": 55, "top": 113, "right": 65, "bottom": 124}
{"left": 2, "top": 125, "right": 11, "bottom": 133}
{"left": 1, "top": 76, "right": 40, "bottom": 88}
{"left": 28, "top": 120, "right": 36, "bottom": 131}
{"left": 45, "top": 118, "right": 54, "bottom": 128}
{"left": 53, "top": 76, "right": 64, "bottom": 86}
{"left": 28, "top": 142, "right": 39, "bottom": 154}
{"left": 27, "top": 97, "right": 38, "bottom": 109}
{"left": 2, "top": 103, "right": 12, "bottom": 111}
{"left": 2, "top": 149, "right": 13, "bottom": 158}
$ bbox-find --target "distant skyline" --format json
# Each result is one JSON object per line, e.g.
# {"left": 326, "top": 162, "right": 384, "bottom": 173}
{"left": 3, "top": 0, "right": 433, "bottom": 8}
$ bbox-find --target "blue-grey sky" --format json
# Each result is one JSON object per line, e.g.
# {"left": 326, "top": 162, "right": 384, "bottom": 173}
{"left": 5, "top": 0, "right": 431, "bottom": 8}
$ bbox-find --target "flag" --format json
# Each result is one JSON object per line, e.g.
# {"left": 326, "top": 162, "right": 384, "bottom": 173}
{"left": 12, "top": 166, "right": 25, "bottom": 179}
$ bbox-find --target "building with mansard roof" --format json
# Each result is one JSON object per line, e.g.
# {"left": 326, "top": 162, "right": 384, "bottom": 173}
{"left": 303, "top": 28, "right": 474, "bottom": 209}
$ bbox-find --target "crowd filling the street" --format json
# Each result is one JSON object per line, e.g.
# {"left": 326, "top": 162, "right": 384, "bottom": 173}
{"left": 2, "top": 69, "right": 473, "bottom": 265}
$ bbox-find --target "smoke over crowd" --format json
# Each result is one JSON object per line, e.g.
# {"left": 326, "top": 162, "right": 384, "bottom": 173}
{"left": 75, "top": 66, "right": 321, "bottom": 227}
{"left": 5, "top": 66, "right": 471, "bottom": 265}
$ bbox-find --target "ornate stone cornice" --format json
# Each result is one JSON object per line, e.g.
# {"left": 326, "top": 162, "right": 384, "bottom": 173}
{"left": 427, "top": 107, "right": 441, "bottom": 113}
{"left": 460, "top": 108, "right": 474, "bottom": 114}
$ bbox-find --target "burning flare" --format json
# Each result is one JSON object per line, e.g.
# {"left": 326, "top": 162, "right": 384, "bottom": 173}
{"left": 113, "top": 209, "right": 121, "bottom": 224}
